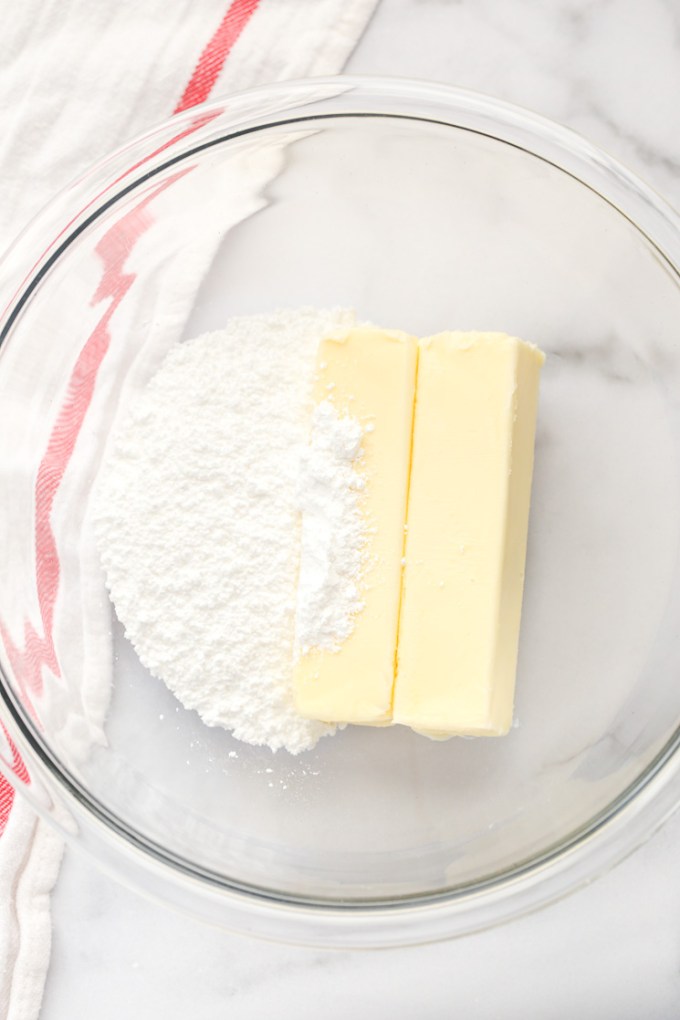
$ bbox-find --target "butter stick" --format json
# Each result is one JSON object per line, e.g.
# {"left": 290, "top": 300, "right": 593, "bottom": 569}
{"left": 294, "top": 327, "right": 418, "bottom": 724}
{"left": 393, "top": 332, "right": 544, "bottom": 736}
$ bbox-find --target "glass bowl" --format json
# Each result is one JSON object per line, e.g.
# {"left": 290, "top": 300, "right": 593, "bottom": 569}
{"left": 1, "top": 77, "right": 680, "bottom": 948}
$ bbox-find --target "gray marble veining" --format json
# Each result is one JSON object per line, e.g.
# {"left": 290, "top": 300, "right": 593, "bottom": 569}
{"left": 352, "top": 0, "right": 680, "bottom": 209}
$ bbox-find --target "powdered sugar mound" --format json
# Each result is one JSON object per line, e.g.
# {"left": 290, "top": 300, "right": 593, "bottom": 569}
{"left": 295, "top": 400, "right": 367, "bottom": 653}
{"left": 93, "top": 308, "right": 355, "bottom": 754}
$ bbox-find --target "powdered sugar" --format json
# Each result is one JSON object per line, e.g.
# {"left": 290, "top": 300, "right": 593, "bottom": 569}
{"left": 93, "top": 308, "right": 360, "bottom": 754}
{"left": 295, "top": 399, "right": 367, "bottom": 653}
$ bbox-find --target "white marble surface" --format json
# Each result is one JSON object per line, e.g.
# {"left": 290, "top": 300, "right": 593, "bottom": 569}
{"left": 42, "top": 1, "right": 680, "bottom": 1017}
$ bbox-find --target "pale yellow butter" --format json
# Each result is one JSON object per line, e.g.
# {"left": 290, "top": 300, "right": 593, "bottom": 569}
{"left": 393, "top": 332, "right": 544, "bottom": 736}
{"left": 294, "top": 327, "right": 418, "bottom": 724}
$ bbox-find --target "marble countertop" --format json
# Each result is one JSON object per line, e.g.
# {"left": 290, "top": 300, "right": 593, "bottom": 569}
{"left": 42, "top": 1, "right": 680, "bottom": 1017}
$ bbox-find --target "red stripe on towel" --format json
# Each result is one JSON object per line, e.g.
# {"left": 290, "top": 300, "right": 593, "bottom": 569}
{"left": 0, "top": 726, "right": 30, "bottom": 837}
{"left": 174, "top": 0, "right": 262, "bottom": 112}
{"left": 0, "top": 170, "right": 191, "bottom": 724}
{"left": 0, "top": 0, "right": 258, "bottom": 834}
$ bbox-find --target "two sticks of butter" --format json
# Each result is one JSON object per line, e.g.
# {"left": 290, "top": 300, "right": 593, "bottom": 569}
{"left": 294, "top": 327, "right": 544, "bottom": 738}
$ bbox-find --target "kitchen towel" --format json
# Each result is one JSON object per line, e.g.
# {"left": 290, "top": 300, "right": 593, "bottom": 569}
{"left": 0, "top": 2, "right": 379, "bottom": 1017}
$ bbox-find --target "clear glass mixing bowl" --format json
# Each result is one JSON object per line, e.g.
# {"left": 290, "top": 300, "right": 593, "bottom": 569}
{"left": 1, "top": 78, "right": 680, "bottom": 947}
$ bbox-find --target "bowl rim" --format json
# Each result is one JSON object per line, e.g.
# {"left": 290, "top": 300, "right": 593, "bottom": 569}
{"left": 1, "top": 74, "right": 680, "bottom": 947}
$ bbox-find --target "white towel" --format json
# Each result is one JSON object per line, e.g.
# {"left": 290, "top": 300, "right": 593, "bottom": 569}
{"left": 0, "top": 2, "right": 379, "bottom": 1017}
